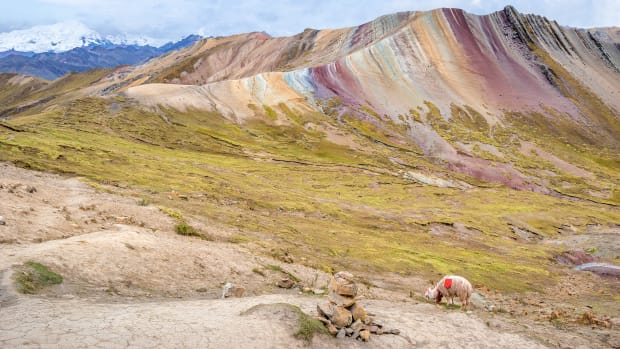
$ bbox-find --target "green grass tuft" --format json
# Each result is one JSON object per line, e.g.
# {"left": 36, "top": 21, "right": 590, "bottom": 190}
{"left": 15, "top": 261, "right": 63, "bottom": 294}
{"left": 294, "top": 308, "right": 328, "bottom": 342}
{"left": 175, "top": 222, "right": 200, "bottom": 237}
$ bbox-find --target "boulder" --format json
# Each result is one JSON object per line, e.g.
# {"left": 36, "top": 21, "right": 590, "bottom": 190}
{"left": 336, "top": 328, "right": 347, "bottom": 339}
{"left": 317, "top": 302, "right": 335, "bottom": 319}
{"left": 276, "top": 278, "right": 295, "bottom": 289}
{"left": 332, "top": 306, "right": 353, "bottom": 328}
{"left": 231, "top": 286, "right": 245, "bottom": 297}
{"left": 329, "top": 271, "right": 357, "bottom": 297}
{"left": 328, "top": 290, "right": 357, "bottom": 307}
{"left": 349, "top": 303, "right": 368, "bottom": 322}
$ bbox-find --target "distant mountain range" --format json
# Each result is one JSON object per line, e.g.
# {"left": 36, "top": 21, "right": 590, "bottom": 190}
{"left": 0, "top": 21, "right": 202, "bottom": 80}
{"left": 0, "top": 21, "right": 167, "bottom": 53}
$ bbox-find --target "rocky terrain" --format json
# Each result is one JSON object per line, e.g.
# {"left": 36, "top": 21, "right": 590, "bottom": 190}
{"left": 0, "top": 5, "right": 619, "bottom": 349}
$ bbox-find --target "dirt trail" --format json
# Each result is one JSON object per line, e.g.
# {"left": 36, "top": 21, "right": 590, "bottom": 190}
{"left": 0, "top": 294, "right": 548, "bottom": 349}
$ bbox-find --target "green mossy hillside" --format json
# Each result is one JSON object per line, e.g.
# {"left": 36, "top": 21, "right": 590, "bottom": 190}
{"left": 2, "top": 95, "right": 619, "bottom": 293}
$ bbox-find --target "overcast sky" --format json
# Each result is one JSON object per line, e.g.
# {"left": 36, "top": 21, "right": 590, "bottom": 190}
{"left": 1, "top": 0, "right": 619, "bottom": 41}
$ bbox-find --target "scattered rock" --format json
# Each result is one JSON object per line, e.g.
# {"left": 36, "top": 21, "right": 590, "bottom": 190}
{"left": 230, "top": 286, "right": 245, "bottom": 297}
{"left": 350, "top": 319, "right": 364, "bottom": 332}
{"left": 336, "top": 328, "right": 346, "bottom": 339}
{"left": 313, "top": 289, "right": 325, "bottom": 295}
{"left": 25, "top": 186, "right": 36, "bottom": 193}
{"left": 360, "top": 329, "right": 371, "bottom": 342}
{"left": 578, "top": 311, "right": 613, "bottom": 328}
{"left": 0, "top": 215, "right": 5, "bottom": 225}
{"left": 221, "top": 283, "right": 245, "bottom": 298}
{"left": 276, "top": 278, "right": 295, "bottom": 289}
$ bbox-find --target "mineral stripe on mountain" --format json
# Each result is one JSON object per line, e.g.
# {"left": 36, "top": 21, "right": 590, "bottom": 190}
{"left": 110, "top": 6, "right": 619, "bottom": 192}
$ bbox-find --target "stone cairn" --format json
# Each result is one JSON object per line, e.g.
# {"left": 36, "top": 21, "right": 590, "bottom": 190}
{"left": 316, "top": 271, "right": 400, "bottom": 342}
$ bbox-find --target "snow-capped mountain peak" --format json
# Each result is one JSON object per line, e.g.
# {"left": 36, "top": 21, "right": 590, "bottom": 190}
{"left": 0, "top": 21, "right": 165, "bottom": 53}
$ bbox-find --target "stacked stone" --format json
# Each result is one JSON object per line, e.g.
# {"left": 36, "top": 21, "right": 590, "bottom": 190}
{"left": 316, "top": 271, "right": 399, "bottom": 342}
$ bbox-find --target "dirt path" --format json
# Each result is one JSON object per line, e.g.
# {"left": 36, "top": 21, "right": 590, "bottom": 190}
{"left": 0, "top": 294, "right": 549, "bottom": 349}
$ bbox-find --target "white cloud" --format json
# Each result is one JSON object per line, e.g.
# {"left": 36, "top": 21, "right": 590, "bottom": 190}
{"left": 0, "top": 0, "right": 617, "bottom": 41}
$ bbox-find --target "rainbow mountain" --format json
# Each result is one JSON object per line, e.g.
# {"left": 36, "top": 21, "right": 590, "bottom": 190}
{"left": 89, "top": 6, "right": 620, "bottom": 197}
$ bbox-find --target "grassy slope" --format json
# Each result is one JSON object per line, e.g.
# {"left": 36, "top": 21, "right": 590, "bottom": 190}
{"left": 1, "top": 92, "right": 619, "bottom": 294}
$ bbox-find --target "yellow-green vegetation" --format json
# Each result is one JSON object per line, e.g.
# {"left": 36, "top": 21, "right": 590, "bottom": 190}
{"left": 1, "top": 77, "right": 619, "bottom": 294}
{"left": 294, "top": 306, "right": 328, "bottom": 342}
{"left": 413, "top": 98, "right": 619, "bottom": 205}
{"left": 262, "top": 105, "right": 278, "bottom": 120}
{"left": 159, "top": 207, "right": 185, "bottom": 221}
{"left": 15, "top": 261, "right": 63, "bottom": 294}
{"left": 174, "top": 222, "right": 200, "bottom": 237}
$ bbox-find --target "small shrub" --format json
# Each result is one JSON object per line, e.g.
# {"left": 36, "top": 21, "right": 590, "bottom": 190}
{"left": 159, "top": 206, "right": 184, "bottom": 221}
{"left": 252, "top": 268, "right": 266, "bottom": 277}
{"left": 15, "top": 261, "right": 63, "bottom": 294}
{"left": 175, "top": 222, "right": 200, "bottom": 237}
{"left": 266, "top": 264, "right": 282, "bottom": 272}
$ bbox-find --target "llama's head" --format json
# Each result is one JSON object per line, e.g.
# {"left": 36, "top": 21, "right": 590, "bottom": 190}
{"left": 424, "top": 287, "right": 435, "bottom": 300}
